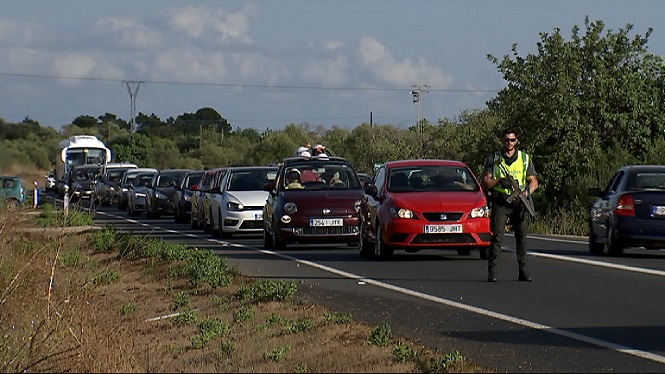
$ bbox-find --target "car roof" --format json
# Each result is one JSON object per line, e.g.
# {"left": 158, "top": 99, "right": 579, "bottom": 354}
{"left": 227, "top": 166, "right": 278, "bottom": 172}
{"left": 621, "top": 165, "right": 665, "bottom": 173}
{"left": 282, "top": 156, "right": 349, "bottom": 164}
{"left": 384, "top": 159, "right": 468, "bottom": 169}
{"left": 157, "top": 169, "right": 191, "bottom": 174}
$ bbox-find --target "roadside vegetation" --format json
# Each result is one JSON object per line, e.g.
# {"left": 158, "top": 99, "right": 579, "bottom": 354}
{"left": 0, "top": 205, "right": 494, "bottom": 373}
{"left": 2, "top": 17, "right": 664, "bottom": 234}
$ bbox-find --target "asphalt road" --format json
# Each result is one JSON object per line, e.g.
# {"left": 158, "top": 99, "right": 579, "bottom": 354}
{"left": 68, "top": 197, "right": 665, "bottom": 373}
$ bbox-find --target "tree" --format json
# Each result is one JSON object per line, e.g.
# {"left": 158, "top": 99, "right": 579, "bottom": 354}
{"left": 487, "top": 17, "right": 665, "bottom": 210}
{"left": 112, "top": 133, "right": 152, "bottom": 166}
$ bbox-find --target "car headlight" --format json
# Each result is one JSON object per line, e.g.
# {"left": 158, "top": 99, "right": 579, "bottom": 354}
{"left": 122, "top": 187, "right": 128, "bottom": 192}
{"left": 390, "top": 207, "right": 415, "bottom": 219}
{"left": 109, "top": 187, "right": 115, "bottom": 191}
{"left": 184, "top": 195, "right": 191, "bottom": 202}
{"left": 354, "top": 200, "right": 362, "bottom": 212}
{"left": 470, "top": 206, "right": 490, "bottom": 218}
{"left": 284, "top": 202, "right": 297, "bottom": 214}
{"left": 135, "top": 193, "right": 146, "bottom": 198}
{"left": 156, "top": 192, "right": 168, "bottom": 199}
{"left": 227, "top": 201, "right": 243, "bottom": 211}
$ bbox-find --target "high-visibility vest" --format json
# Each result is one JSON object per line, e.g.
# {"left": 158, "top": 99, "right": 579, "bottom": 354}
{"left": 492, "top": 150, "right": 529, "bottom": 195}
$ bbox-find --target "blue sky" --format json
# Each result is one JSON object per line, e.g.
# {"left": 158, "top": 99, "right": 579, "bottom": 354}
{"left": 1, "top": 0, "right": 664, "bottom": 131}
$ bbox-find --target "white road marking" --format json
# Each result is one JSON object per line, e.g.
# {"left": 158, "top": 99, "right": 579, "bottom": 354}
{"left": 96, "top": 211, "right": 665, "bottom": 365}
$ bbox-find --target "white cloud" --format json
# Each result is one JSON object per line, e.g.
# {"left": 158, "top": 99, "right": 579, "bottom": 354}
{"left": 301, "top": 55, "right": 348, "bottom": 86}
{"left": 322, "top": 39, "right": 345, "bottom": 51}
{"left": 356, "top": 36, "right": 453, "bottom": 88}
{"left": 161, "top": 5, "right": 255, "bottom": 45}
{"left": 94, "top": 16, "right": 163, "bottom": 49}
{"left": 0, "top": 18, "right": 50, "bottom": 46}
{"left": 149, "top": 47, "right": 230, "bottom": 82}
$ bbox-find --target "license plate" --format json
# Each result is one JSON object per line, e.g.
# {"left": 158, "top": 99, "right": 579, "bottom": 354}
{"left": 425, "top": 224, "right": 463, "bottom": 234}
{"left": 310, "top": 218, "right": 343, "bottom": 226}
{"left": 255, "top": 213, "right": 263, "bottom": 220}
{"left": 653, "top": 206, "right": 665, "bottom": 216}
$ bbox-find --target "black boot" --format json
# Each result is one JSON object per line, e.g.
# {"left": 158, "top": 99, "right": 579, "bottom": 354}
{"left": 518, "top": 269, "right": 532, "bottom": 282}
{"left": 488, "top": 269, "right": 497, "bottom": 283}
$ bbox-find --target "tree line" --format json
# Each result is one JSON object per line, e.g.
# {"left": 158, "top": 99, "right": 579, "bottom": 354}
{"left": 2, "top": 18, "right": 664, "bottom": 235}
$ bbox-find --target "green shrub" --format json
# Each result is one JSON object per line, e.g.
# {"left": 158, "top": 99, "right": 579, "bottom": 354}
{"left": 235, "top": 280, "right": 298, "bottom": 304}
{"left": 90, "top": 227, "right": 117, "bottom": 253}
{"left": 392, "top": 340, "right": 419, "bottom": 363}
{"left": 429, "top": 350, "right": 465, "bottom": 372}
{"left": 323, "top": 311, "right": 352, "bottom": 324}
{"left": 368, "top": 323, "right": 392, "bottom": 346}
{"left": 264, "top": 345, "right": 290, "bottom": 362}
{"left": 60, "top": 248, "right": 86, "bottom": 268}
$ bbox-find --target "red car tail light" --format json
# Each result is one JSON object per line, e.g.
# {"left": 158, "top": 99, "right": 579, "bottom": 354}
{"left": 615, "top": 194, "right": 635, "bottom": 217}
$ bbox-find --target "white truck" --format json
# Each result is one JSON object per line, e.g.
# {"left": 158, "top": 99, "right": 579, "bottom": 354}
{"left": 54, "top": 135, "right": 112, "bottom": 196}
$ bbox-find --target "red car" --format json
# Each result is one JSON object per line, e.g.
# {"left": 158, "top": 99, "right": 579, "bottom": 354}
{"left": 358, "top": 159, "right": 491, "bottom": 259}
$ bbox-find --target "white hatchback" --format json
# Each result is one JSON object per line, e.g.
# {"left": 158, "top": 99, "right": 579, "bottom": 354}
{"left": 209, "top": 166, "right": 278, "bottom": 238}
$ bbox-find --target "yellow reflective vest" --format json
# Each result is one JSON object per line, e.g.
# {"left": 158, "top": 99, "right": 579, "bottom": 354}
{"left": 492, "top": 150, "right": 529, "bottom": 195}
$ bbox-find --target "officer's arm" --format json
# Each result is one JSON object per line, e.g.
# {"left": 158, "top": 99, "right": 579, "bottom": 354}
{"left": 525, "top": 174, "right": 539, "bottom": 195}
{"left": 482, "top": 172, "right": 500, "bottom": 189}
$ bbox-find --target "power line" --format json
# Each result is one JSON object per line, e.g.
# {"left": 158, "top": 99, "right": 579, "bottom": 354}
{"left": 0, "top": 72, "right": 500, "bottom": 93}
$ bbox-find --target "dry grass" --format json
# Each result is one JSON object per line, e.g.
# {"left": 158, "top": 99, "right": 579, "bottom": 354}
{"left": 0, "top": 207, "right": 495, "bottom": 373}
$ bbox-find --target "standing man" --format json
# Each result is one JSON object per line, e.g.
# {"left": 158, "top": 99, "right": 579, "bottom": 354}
{"left": 482, "top": 128, "right": 539, "bottom": 283}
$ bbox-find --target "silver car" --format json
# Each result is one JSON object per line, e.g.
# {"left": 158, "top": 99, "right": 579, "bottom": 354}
{"left": 209, "top": 166, "right": 278, "bottom": 238}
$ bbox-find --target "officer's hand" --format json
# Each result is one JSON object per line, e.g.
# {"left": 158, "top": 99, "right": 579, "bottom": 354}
{"left": 498, "top": 178, "right": 513, "bottom": 188}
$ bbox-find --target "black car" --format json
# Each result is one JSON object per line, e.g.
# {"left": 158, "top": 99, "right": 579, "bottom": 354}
{"left": 145, "top": 169, "right": 191, "bottom": 219}
{"left": 262, "top": 155, "right": 363, "bottom": 249}
{"left": 67, "top": 164, "right": 101, "bottom": 203}
{"left": 588, "top": 164, "right": 665, "bottom": 255}
{"left": 174, "top": 170, "right": 204, "bottom": 223}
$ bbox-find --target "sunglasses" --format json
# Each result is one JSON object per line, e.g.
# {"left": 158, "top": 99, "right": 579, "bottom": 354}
{"left": 504, "top": 138, "right": 518, "bottom": 143}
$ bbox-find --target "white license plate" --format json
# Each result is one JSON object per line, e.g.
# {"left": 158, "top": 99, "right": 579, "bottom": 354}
{"left": 425, "top": 224, "right": 463, "bottom": 234}
{"left": 255, "top": 213, "right": 263, "bottom": 220}
{"left": 653, "top": 206, "right": 665, "bottom": 216}
{"left": 310, "top": 218, "right": 343, "bottom": 227}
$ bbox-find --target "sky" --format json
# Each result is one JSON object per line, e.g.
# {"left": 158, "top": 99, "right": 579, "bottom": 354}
{"left": 1, "top": 0, "right": 664, "bottom": 132}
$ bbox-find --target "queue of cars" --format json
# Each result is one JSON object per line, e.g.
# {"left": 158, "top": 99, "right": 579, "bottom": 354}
{"left": 48, "top": 155, "right": 665, "bottom": 258}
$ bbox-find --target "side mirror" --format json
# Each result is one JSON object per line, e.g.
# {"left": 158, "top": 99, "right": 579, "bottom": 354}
{"left": 364, "top": 185, "right": 378, "bottom": 198}
{"left": 262, "top": 182, "right": 275, "bottom": 192}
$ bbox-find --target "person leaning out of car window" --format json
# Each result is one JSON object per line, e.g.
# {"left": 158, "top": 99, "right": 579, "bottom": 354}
{"left": 482, "top": 127, "right": 539, "bottom": 283}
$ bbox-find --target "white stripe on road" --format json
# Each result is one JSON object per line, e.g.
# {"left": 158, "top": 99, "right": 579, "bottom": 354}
{"left": 96, "top": 212, "right": 665, "bottom": 365}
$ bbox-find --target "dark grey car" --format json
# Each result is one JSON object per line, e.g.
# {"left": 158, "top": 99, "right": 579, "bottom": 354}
{"left": 588, "top": 164, "right": 665, "bottom": 255}
{"left": 146, "top": 169, "right": 191, "bottom": 219}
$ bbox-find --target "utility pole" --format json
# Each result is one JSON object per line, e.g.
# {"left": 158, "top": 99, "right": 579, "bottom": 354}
{"left": 124, "top": 81, "right": 143, "bottom": 132}
{"left": 411, "top": 81, "right": 429, "bottom": 157}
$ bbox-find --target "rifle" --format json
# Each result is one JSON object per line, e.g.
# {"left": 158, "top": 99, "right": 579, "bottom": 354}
{"left": 497, "top": 164, "right": 536, "bottom": 217}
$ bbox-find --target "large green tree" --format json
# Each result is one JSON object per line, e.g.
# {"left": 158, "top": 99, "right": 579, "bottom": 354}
{"left": 487, "top": 17, "right": 665, "bottom": 212}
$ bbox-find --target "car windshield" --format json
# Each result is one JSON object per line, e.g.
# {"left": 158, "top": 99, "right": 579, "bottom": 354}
{"left": 157, "top": 173, "right": 183, "bottom": 187}
{"left": 228, "top": 169, "right": 277, "bottom": 191}
{"left": 74, "top": 168, "right": 98, "bottom": 181}
{"left": 108, "top": 169, "right": 127, "bottom": 182}
{"left": 388, "top": 166, "right": 479, "bottom": 192}
{"left": 282, "top": 163, "right": 360, "bottom": 190}
{"left": 186, "top": 173, "right": 203, "bottom": 188}
{"left": 631, "top": 172, "right": 665, "bottom": 190}
{"left": 136, "top": 174, "right": 154, "bottom": 187}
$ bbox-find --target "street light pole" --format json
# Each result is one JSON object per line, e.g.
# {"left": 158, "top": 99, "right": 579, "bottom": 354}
{"left": 411, "top": 80, "right": 429, "bottom": 157}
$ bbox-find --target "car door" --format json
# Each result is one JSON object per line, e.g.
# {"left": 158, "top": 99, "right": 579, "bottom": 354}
{"left": 362, "top": 166, "right": 386, "bottom": 237}
{"left": 590, "top": 169, "right": 624, "bottom": 238}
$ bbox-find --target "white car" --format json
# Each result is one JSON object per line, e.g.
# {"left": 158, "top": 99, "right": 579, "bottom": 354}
{"left": 210, "top": 166, "right": 278, "bottom": 238}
